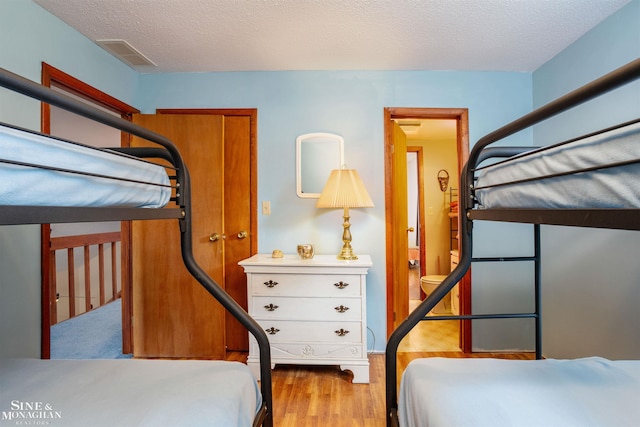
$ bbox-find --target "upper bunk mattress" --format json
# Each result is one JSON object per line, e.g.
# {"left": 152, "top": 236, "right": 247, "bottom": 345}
{"left": 398, "top": 357, "right": 640, "bottom": 427}
{"left": 0, "top": 124, "right": 171, "bottom": 208}
{"left": 474, "top": 121, "right": 640, "bottom": 209}
{"left": 0, "top": 358, "right": 262, "bottom": 427}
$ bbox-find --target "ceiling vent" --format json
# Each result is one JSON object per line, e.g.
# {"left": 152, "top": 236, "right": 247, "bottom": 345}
{"left": 96, "top": 39, "right": 157, "bottom": 68}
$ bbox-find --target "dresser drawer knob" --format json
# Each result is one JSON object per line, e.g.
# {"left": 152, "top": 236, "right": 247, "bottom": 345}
{"left": 263, "top": 280, "right": 278, "bottom": 288}
{"left": 334, "top": 328, "right": 350, "bottom": 337}
{"left": 265, "top": 327, "right": 280, "bottom": 335}
{"left": 264, "top": 303, "right": 279, "bottom": 311}
{"left": 333, "top": 281, "right": 349, "bottom": 289}
{"left": 334, "top": 305, "right": 350, "bottom": 313}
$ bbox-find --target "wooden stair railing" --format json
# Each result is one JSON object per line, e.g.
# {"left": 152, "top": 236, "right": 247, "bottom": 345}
{"left": 49, "top": 231, "right": 121, "bottom": 325}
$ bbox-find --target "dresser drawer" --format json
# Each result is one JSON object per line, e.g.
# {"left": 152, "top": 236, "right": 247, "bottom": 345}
{"left": 251, "top": 296, "right": 362, "bottom": 321}
{"left": 249, "top": 273, "right": 362, "bottom": 297}
{"left": 256, "top": 320, "right": 362, "bottom": 344}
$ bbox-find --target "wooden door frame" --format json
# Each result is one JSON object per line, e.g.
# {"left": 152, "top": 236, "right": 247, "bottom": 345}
{"left": 40, "top": 62, "right": 139, "bottom": 358}
{"left": 384, "top": 107, "right": 472, "bottom": 352}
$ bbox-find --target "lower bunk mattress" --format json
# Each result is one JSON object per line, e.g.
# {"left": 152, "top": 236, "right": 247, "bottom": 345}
{"left": 0, "top": 358, "right": 262, "bottom": 427}
{"left": 398, "top": 357, "right": 640, "bottom": 427}
{"left": 475, "top": 120, "right": 640, "bottom": 209}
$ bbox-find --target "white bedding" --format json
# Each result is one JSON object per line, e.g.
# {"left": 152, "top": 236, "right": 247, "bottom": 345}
{"left": 398, "top": 357, "right": 640, "bottom": 427}
{"left": 0, "top": 124, "right": 171, "bottom": 208}
{"left": 475, "top": 121, "right": 640, "bottom": 209}
{"left": 0, "top": 358, "right": 262, "bottom": 427}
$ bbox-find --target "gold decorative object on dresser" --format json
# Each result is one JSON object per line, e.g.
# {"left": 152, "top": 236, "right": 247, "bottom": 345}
{"left": 239, "top": 254, "right": 372, "bottom": 383}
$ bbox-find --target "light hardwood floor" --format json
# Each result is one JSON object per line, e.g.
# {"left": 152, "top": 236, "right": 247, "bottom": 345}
{"left": 227, "top": 351, "right": 534, "bottom": 427}
{"left": 226, "top": 266, "right": 534, "bottom": 426}
{"left": 399, "top": 266, "right": 461, "bottom": 353}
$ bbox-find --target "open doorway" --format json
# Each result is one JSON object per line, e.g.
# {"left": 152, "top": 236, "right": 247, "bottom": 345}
{"left": 41, "top": 63, "right": 139, "bottom": 358}
{"left": 384, "top": 107, "right": 471, "bottom": 352}
{"left": 403, "top": 125, "right": 460, "bottom": 352}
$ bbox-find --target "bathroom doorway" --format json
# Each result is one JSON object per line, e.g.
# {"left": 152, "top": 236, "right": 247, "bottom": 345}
{"left": 384, "top": 107, "right": 471, "bottom": 352}
{"left": 404, "top": 134, "right": 459, "bottom": 352}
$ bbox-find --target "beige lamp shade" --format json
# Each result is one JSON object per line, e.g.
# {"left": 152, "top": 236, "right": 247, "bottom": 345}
{"left": 316, "top": 168, "right": 373, "bottom": 260}
{"left": 316, "top": 169, "right": 374, "bottom": 209}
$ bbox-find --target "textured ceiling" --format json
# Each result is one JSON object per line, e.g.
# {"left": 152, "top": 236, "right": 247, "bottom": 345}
{"left": 34, "top": 0, "right": 630, "bottom": 73}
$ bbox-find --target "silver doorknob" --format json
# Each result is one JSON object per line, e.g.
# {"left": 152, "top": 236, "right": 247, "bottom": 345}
{"left": 237, "top": 230, "right": 248, "bottom": 239}
{"left": 209, "top": 233, "right": 220, "bottom": 242}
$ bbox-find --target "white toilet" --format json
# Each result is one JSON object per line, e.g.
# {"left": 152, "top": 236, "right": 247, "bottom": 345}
{"left": 420, "top": 275, "right": 449, "bottom": 314}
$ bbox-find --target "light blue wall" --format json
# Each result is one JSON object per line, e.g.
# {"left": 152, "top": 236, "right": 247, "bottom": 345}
{"left": 533, "top": 0, "right": 640, "bottom": 359}
{"left": 0, "top": 0, "right": 138, "bottom": 357}
{"left": 139, "top": 70, "right": 532, "bottom": 351}
{"left": 9, "top": 0, "right": 634, "bottom": 357}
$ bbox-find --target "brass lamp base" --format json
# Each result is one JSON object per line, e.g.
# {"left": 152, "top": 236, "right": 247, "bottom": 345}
{"left": 337, "top": 247, "right": 358, "bottom": 261}
{"left": 337, "top": 207, "right": 358, "bottom": 260}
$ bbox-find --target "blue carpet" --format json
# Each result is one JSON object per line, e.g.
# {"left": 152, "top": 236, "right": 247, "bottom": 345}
{"left": 51, "top": 299, "right": 131, "bottom": 359}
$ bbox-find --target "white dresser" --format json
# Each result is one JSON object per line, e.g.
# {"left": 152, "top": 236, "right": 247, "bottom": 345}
{"left": 239, "top": 254, "right": 372, "bottom": 383}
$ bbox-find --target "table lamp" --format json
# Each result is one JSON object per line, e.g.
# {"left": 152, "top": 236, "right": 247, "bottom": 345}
{"left": 317, "top": 168, "right": 374, "bottom": 260}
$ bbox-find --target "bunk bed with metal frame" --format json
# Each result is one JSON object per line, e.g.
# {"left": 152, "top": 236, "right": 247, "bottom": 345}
{"left": 386, "top": 57, "right": 640, "bottom": 427}
{"left": 0, "top": 66, "right": 273, "bottom": 427}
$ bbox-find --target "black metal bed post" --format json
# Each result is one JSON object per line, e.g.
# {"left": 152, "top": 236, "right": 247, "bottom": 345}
{"left": 384, "top": 162, "right": 475, "bottom": 427}
{"left": 534, "top": 224, "right": 543, "bottom": 360}
{"left": 177, "top": 166, "right": 273, "bottom": 427}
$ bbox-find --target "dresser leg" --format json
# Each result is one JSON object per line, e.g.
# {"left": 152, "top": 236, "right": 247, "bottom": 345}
{"left": 341, "top": 364, "right": 370, "bottom": 384}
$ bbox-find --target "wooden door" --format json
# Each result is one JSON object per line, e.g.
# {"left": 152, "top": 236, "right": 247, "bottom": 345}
{"left": 221, "top": 115, "right": 252, "bottom": 351}
{"left": 155, "top": 109, "right": 256, "bottom": 352}
{"left": 390, "top": 122, "right": 410, "bottom": 329}
{"left": 131, "top": 114, "right": 225, "bottom": 358}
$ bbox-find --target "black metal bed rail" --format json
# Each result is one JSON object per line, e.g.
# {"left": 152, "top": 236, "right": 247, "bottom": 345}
{"left": 0, "top": 205, "right": 182, "bottom": 225}
{"left": 469, "top": 208, "right": 640, "bottom": 230}
{"left": 418, "top": 312, "right": 539, "bottom": 321}
{"left": 0, "top": 66, "right": 274, "bottom": 426}
{"left": 472, "top": 255, "right": 538, "bottom": 263}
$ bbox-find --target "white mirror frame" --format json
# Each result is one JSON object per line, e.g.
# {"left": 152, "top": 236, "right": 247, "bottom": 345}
{"left": 296, "top": 132, "right": 345, "bottom": 198}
